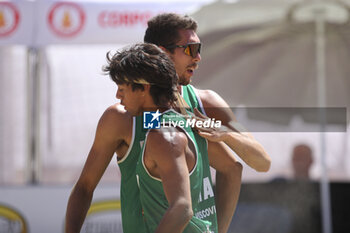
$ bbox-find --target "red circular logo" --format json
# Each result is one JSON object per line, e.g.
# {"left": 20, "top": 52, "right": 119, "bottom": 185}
{"left": 48, "top": 2, "right": 85, "bottom": 38}
{"left": 0, "top": 2, "right": 20, "bottom": 37}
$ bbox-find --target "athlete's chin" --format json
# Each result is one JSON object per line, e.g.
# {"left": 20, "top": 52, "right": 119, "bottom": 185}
{"left": 178, "top": 77, "right": 192, "bottom": 86}
{"left": 125, "top": 109, "right": 136, "bottom": 116}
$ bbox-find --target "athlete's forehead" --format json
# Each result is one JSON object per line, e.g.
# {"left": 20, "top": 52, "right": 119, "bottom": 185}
{"left": 117, "top": 83, "right": 132, "bottom": 92}
{"left": 177, "top": 29, "right": 200, "bottom": 45}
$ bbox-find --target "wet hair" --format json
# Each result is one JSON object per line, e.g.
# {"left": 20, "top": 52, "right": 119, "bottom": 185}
{"left": 103, "top": 43, "right": 178, "bottom": 106}
{"left": 144, "top": 13, "right": 197, "bottom": 53}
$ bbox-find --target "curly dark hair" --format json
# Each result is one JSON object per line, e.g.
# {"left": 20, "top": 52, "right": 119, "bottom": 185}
{"left": 144, "top": 13, "right": 198, "bottom": 53}
{"left": 103, "top": 43, "right": 178, "bottom": 107}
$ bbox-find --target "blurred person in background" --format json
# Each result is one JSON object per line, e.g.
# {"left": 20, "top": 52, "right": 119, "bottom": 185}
{"left": 292, "top": 143, "right": 314, "bottom": 181}
{"left": 271, "top": 143, "right": 314, "bottom": 182}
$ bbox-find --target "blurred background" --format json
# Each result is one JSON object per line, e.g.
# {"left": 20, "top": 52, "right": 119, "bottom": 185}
{"left": 1, "top": 0, "right": 349, "bottom": 232}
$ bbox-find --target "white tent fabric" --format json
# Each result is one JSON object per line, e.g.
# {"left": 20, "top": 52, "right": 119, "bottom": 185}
{"left": 190, "top": 0, "right": 350, "bottom": 180}
{"left": 191, "top": 1, "right": 350, "bottom": 233}
{"left": 192, "top": 0, "right": 350, "bottom": 110}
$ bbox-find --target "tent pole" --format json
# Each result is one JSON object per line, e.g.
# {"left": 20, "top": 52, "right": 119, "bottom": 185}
{"left": 26, "top": 47, "right": 40, "bottom": 185}
{"left": 314, "top": 7, "right": 332, "bottom": 233}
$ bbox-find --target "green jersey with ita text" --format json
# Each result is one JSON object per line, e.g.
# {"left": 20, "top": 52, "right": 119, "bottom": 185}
{"left": 182, "top": 84, "right": 218, "bottom": 233}
{"left": 136, "top": 109, "right": 212, "bottom": 233}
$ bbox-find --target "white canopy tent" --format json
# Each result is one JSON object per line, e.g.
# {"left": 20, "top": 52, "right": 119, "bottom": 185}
{"left": 191, "top": 1, "right": 350, "bottom": 233}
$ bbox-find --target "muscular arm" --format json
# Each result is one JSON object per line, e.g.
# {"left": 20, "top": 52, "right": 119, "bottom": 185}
{"left": 207, "top": 141, "right": 242, "bottom": 233}
{"left": 198, "top": 89, "right": 271, "bottom": 172}
{"left": 196, "top": 88, "right": 270, "bottom": 233}
{"left": 144, "top": 129, "right": 193, "bottom": 233}
{"left": 65, "top": 104, "right": 130, "bottom": 233}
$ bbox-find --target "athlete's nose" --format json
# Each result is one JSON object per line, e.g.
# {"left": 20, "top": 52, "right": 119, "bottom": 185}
{"left": 193, "top": 51, "right": 201, "bottom": 63}
{"left": 116, "top": 88, "right": 122, "bottom": 100}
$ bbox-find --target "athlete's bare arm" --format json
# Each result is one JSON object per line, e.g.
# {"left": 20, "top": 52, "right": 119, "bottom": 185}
{"left": 206, "top": 141, "right": 242, "bottom": 233}
{"left": 195, "top": 88, "right": 270, "bottom": 233}
{"left": 197, "top": 89, "right": 271, "bottom": 172}
{"left": 144, "top": 128, "right": 195, "bottom": 233}
{"left": 65, "top": 104, "right": 132, "bottom": 233}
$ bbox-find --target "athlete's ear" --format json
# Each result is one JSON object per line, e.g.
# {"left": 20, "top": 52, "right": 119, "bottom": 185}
{"left": 159, "top": 46, "right": 170, "bottom": 54}
{"left": 143, "top": 84, "right": 151, "bottom": 93}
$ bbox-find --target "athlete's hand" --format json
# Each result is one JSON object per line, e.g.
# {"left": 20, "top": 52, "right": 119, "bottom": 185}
{"left": 193, "top": 108, "right": 230, "bottom": 142}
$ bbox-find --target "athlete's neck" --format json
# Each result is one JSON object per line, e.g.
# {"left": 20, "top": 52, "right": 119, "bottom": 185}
{"left": 177, "top": 85, "right": 182, "bottom": 95}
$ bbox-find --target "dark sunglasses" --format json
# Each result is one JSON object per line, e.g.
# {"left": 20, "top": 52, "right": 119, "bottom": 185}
{"left": 166, "top": 43, "right": 201, "bottom": 58}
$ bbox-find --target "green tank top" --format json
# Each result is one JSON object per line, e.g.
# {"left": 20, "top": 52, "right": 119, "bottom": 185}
{"left": 117, "top": 116, "right": 147, "bottom": 233}
{"left": 182, "top": 85, "right": 218, "bottom": 233}
{"left": 117, "top": 85, "right": 217, "bottom": 233}
{"left": 136, "top": 109, "right": 212, "bottom": 233}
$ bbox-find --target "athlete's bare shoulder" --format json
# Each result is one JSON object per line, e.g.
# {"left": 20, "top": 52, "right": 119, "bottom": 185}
{"left": 97, "top": 103, "right": 133, "bottom": 138}
{"left": 144, "top": 127, "right": 189, "bottom": 177}
{"left": 103, "top": 103, "right": 131, "bottom": 120}
{"left": 147, "top": 127, "right": 188, "bottom": 154}
{"left": 193, "top": 87, "right": 237, "bottom": 123}
{"left": 194, "top": 87, "right": 229, "bottom": 109}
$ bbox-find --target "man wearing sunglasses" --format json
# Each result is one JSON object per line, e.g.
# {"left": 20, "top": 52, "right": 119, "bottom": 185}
{"left": 65, "top": 13, "right": 271, "bottom": 233}
{"left": 143, "top": 13, "right": 271, "bottom": 233}
{"left": 166, "top": 42, "right": 201, "bottom": 60}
